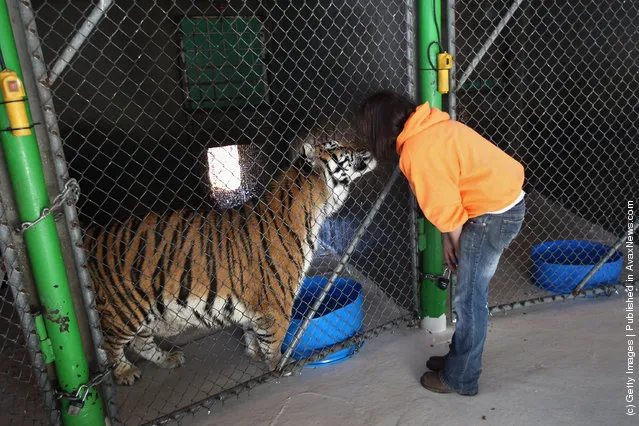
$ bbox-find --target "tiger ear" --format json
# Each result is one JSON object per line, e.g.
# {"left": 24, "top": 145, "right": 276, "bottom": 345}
{"left": 299, "top": 142, "right": 316, "bottom": 162}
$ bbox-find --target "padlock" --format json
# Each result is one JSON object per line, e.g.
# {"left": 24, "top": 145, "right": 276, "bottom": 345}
{"left": 437, "top": 268, "right": 452, "bottom": 290}
{"left": 67, "top": 385, "right": 89, "bottom": 416}
{"left": 67, "top": 400, "right": 84, "bottom": 416}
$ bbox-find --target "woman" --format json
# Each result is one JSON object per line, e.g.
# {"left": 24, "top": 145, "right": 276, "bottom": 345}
{"left": 356, "top": 90, "right": 526, "bottom": 396}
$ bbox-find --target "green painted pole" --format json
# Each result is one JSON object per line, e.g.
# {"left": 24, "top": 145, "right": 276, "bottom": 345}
{"left": 418, "top": 0, "right": 443, "bottom": 107}
{"left": 417, "top": 0, "right": 447, "bottom": 331}
{"left": 0, "top": 2, "right": 105, "bottom": 424}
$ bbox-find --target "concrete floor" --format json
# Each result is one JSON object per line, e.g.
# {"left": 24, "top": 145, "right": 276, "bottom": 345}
{"left": 186, "top": 293, "right": 634, "bottom": 426}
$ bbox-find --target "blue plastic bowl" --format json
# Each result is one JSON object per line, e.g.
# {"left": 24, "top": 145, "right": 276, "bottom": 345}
{"left": 531, "top": 240, "right": 623, "bottom": 294}
{"left": 281, "top": 276, "right": 364, "bottom": 367}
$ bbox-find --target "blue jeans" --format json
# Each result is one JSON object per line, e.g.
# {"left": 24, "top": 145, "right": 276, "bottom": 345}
{"left": 439, "top": 198, "right": 526, "bottom": 395}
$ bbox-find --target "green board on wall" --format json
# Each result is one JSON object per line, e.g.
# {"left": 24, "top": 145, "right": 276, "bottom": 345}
{"left": 180, "top": 17, "right": 267, "bottom": 109}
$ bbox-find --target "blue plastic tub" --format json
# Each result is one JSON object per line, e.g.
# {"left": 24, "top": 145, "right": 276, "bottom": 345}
{"left": 281, "top": 276, "right": 364, "bottom": 367}
{"left": 530, "top": 240, "right": 623, "bottom": 294}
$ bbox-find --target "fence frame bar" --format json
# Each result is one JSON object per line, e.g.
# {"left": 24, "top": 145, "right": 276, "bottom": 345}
{"left": 47, "top": 0, "right": 114, "bottom": 86}
{"left": 0, "top": 199, "right": 61, "bottom": 425}
{"left": 0, "top": 1, "right": 106, "bottom": 423}
{"left": 11, "top": 0, "right": 120, "bottom": 422}
{"left": 456, "top": 0, "right": 527, "bottom": 90}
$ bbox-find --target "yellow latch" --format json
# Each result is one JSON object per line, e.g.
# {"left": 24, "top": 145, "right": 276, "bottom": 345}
{"left": 437, "top": 52, "right": 453, "bottom": 94}
{"left": 0, "top": 70, "right": 31, "bottom": 136}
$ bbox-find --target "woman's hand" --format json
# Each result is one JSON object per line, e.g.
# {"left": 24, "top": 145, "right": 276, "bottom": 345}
{"left": 442, "top": 226, "right": 462, "bottom": 273}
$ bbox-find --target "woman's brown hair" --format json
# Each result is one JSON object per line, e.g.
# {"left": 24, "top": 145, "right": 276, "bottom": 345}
{"left": 355, "top": 90, "right": 417, "bottom": 162}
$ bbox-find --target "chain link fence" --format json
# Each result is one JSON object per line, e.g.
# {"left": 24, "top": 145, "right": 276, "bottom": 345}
{"left": 16, "top": 0, "right": 419, "bottom": 424}
{"left": 2, "top": 0, "right": 637, "bottom": 424}
{"left": 0, "top": 268, "right": 52, "bottom": 425}
{"left": 450, "top": 0, "right": 638, "bottom": 311}
{"left": 0, "top": 198, "right": 59, "bottom": 425}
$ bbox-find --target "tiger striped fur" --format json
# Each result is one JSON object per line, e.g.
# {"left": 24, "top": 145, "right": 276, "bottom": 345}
{"left": 85, "top": 140, "right": 377, "bottom": 385}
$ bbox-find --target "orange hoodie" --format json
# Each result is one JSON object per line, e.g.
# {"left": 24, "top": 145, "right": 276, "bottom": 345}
{"left": 396, "top": 102, "right": 525, "bottom": 233}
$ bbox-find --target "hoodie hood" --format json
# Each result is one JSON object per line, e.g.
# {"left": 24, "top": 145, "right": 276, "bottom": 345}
{"left": 396, "top": 102, "right": 451, "bottom": 155}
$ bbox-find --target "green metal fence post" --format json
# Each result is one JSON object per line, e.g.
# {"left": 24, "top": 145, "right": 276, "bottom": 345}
{"left": 417, "top": 0, "right": 447, "bottom": 332}
{"left": 0, "top": 1, "right": 106, "bottom": 424}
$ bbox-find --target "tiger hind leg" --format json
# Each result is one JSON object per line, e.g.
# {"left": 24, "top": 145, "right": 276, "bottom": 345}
{"left": 129, "top": 328, "right": 186, "bottom": 370}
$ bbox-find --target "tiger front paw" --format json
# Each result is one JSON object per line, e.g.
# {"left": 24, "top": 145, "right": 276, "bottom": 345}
{"left": 114, "top": 361, "right": 142, "bottom": 386}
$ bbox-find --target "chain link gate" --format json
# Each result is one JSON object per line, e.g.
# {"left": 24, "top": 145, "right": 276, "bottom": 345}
{"left": 12, "top": 0, "right": 420, "bottom": 424}
{"left": 449, "top": 0, "right": 638, "bottom": 312}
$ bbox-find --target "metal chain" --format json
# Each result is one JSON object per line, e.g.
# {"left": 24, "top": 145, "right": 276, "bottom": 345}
{"left": 55, "top": 365, "right": 113, "bottom": 403}
{"left": 421, "top": 266, "right": 451, "bottom": 281}
{"left": 17, "top": 178, "right": 80, "bottom": 233}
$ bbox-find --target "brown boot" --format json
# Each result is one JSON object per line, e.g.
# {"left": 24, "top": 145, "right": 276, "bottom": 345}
{"left": 426, "top": 355, "right": 446, "bottom": 371}
{"left": 420, "top": 371, "right": 478, "bottom": 396}
{"left": 420, "top": 371, "right": 453, "bottom": 394}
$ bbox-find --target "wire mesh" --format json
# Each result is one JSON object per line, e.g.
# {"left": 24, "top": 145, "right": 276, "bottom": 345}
{"left": 0, "top": 272, "right": 55, "bottom": 425}
{"left": 450, "top": 0, "right": 638, "bottom": 309}
{"left": 26, "top": 0, "right": 417, "bottom": 423}
{"left": 0, "top": 203, "right": 59, "bottom": 425}
{"left": 0, "top": 278, "right": 51, "bottom": 425}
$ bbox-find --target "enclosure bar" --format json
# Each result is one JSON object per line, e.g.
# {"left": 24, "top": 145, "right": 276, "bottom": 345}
{"left": 456, "top": 0, "right": 526, "bottom": 90}
{"left": 277, "top": 166, "right": 404, "bottom": 371}
{"left": 0, "top": 3, "right": 105, "bottom": 424}
{"left": 0, "top": 202, "right": 61, "bottom": 425}
{"left": 417, "top": 0, "right": 446, "bottom": 332}
{"left": 15, "top": 0, "right": 120, "bottom": 422}
{"left": 405, "top": 0, "right": 421, "bottom": 314}
{"left": 446, "top": 0, "right": 457, "bottom": 119}
{"left": 490, "top": 283, "right": 629, "bottom": 314}
{"left": 445, "top": 0, "right": 458, "bottom": 324}
{"left": 417, "top": 0, "right": 442, "bottom": 105}
{"left": 405, "top": 0, "right": 417, "bottom": 101}
{"left": 147, "top": 313, "right": 416, "bottom": 426}
{"left": 47, "top": 0, "right": 114, "bottom": 86}
{"left": 446, "top": 0, "right": 457, "bottom": 324}
{"left": 410, "top": 193, "right": 421, "bottom": 314}
{"left": 572, "top": 228, "right": 634, "bottom": 295}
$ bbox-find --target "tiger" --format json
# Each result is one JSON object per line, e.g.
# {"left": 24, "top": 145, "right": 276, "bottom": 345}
{"left": 84, "top": 139, "right": 377, "bottom": 385}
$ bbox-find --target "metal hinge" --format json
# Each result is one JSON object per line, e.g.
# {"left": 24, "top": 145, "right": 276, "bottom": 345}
{"left": 33, "top": 313, "right": 55, "bottom": 364}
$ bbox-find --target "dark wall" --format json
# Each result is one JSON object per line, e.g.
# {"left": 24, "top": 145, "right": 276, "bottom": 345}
{"left": 454, "top": 0, "right": 638, "bottom": 234}
{"left": 515, "top": 0, "right": 638, "bottom": 234}
{"left": 32, "top": 0, "right": 417, "bottom": 308}
{"left": 34, "top": 0, "right": 412, "bottom": 223}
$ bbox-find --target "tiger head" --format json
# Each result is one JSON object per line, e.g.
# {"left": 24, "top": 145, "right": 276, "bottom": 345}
{"left": 298, "top": 139, "right": 377, "bottom": 216}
